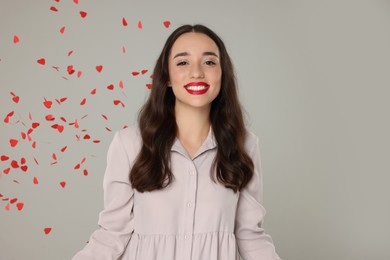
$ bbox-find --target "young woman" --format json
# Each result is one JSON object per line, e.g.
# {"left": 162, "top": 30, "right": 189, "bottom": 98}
{"left": 73, "top": 24, "right": 280, "bottom": 260}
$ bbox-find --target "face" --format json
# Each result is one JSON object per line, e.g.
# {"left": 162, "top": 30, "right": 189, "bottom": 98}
{"left": 168, "top": 32, "right": 222, "bottom": 112}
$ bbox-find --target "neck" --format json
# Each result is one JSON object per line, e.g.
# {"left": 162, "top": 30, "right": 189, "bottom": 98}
{"left": 175, "top": 105, "right": 211, "bottom": 139}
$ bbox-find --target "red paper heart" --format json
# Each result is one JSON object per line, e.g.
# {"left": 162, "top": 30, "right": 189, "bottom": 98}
{"left": 37, "top": 58, "right": 46, "bottom": 65}
{"left": 61, "top": 146, "right": 67, "bottom": 152}
{"left": 80, "top": 11, "right": 87, "bottom": 18}
{"left": 16, "top": 203, "right": 24, "bottom": 211}
{"left": 3, "top": 168, "right": 10, "bottom": 174}
{"left": 163, "top": 21, "right": 171, "bottom": 28}
{"left": 50, "top": 6, "right": 58, "bottom": 12}
{"left": 44, "top": 228, "right": 52, "bottom": 234}
{"left": 132, "top": 71, "right": 139, "bottom": 76}
{"left": 33, "top": 176, "right": 38, "bottom": 184}
{"left": 80, "top": 98, "right": 86, "bottom": 106}
{"left": 90, "top": 89, "right": 96, "bottom": 95}
{"left": 1, "top": 156, "right": 9, "bottom": 161}
{"left": 96, "top": 65, "right": 103, "bottom": 72}
{"left": 11, "top": 160, "right": 19, "bottom": 168}
{"left": 107, "top": 84, "right": 114, "bottom": 90}
{"left": 122, "top": 17, "right": 128, "bottom": 26}
{"left": 10, "top": 139, "right": 18, "bottom": 147}
{"left": 43, "top": 98, "right": 52, "bottom": 109}
{"left": 32, "top": 122, "right": 40, "bottom": 128}
{"left": 138, "top": 21, "right": 142, "bottom": 29}
{"left": 57, "top": 125, "right": 64, "bottom": 133}
{"left": 20, "top": 157, "right": 26, "bottom": 164}
{"left": 21, "top": 165, "right": 28, "bottom": 172}
{"left": 60, "top": 26, "right": 65, "bottom": 34}
{"left": 146, "top": 84, "right": 152, "bottom": 89}
{"left": 13, "top": 35, "right": 19, "bottom": 44}
{"left": 12, "top": 96, "right": 20, "bottom": 103}
{"left": 83, "top": 169, "right": 88, "bottom": 176}
{"left": 60, "top": 181, "right": 66, "bottom": 188}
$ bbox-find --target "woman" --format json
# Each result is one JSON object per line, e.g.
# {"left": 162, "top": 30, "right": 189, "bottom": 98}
{"left": 73, "top": 24, "right": 280, "bottom": 260}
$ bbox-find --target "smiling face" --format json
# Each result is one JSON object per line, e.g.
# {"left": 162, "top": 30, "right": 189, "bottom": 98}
{"left": 168, "top": 32, "right": 222, "bottom": 112}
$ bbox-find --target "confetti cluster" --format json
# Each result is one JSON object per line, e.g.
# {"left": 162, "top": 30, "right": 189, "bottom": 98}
{"left": 1, "top": 0, "right": 171, "bottom": 236}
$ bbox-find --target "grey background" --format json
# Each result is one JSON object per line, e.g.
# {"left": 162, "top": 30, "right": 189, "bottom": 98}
{"left": 1, "top": 0, "right": 389, "bottom": 259}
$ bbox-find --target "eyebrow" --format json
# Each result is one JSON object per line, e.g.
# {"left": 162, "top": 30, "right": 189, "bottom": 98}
{"left": 173, "top": 51, "right": 219, "bottom": 59}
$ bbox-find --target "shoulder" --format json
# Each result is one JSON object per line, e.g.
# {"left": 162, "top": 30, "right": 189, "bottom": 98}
{"left": 115, "top": 124, "right": 142, "bottom": 161}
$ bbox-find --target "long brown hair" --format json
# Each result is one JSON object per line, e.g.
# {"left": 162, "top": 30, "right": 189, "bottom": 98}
{"left": 130, "top": 24, "right": 254, "bottom": 193}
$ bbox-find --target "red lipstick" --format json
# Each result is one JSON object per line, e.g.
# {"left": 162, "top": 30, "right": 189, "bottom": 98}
{"left": 184, "top": 82, "right": 210, "bottom": 95}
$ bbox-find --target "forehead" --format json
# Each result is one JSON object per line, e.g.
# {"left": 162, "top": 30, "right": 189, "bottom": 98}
{"left": 170, "top": 32, "right": 219, "bottom": 55}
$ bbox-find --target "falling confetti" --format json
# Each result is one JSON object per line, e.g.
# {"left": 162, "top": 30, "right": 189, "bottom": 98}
{"left": 10, "top": 92, "right": 20, "bottom": 103}
{"left": 60, "top": 26, "right": 65, "bottom": 34}
{"left": 13, "top": 35, "right": 20, "bottom": 44}
{"left": 95, "top": 65, "right": 103, "bottom": 72}
{"left": 138, "top": 20, "right": 142, "bottom": 29}
{"left": 122, "top": 17, "right": 128, "bottom": 26}
{"left": 43, "top": 228, "right": 52, "bottom": 235}
{"left": 80, "top": 11, "right": 87, "bottom": 18}
{"left": 163, "top": 21, "right": 171, "bottom": 28}
{"left": 50, "top": 6, "right": 58, "bottom": 12}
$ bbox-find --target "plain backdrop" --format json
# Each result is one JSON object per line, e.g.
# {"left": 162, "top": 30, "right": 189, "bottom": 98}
{"left": 1, "top": 0, "right": 389, "bottom": 259}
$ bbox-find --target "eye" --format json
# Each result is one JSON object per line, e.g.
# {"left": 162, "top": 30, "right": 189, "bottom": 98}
{"left": 176, "top": 61, "right": 188, "bottom": 66}
{"left": 205, "top": 60, "right": 217, "bottom": 66}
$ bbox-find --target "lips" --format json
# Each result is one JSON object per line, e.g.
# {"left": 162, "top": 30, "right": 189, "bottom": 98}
{"left": 184, "top": 82, "right": 210, "bottom": 95}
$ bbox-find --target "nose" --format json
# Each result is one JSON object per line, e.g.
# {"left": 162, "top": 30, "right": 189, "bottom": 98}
{"left": 190, "top": 63, "right": 204, "bottom": 79}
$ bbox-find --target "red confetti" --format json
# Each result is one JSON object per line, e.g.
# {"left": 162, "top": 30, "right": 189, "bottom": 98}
{"left": 21, "top": 157, "right": 26, "bottom": 164}
{"left": 122, "top": 17, "right": 128, "bottom": 26}
{"left": 13, "top": 35, "right": 20, "bottom": 44}
{"left": 96, "top": 65, "right": 103, "bottom": 72}
{"left": 10, "top": 198, "right": 17, "bottom": 204}
{"left": 77, "top": 71, "right": 82, "bottom": 78}
{"left": 101, "top": 114, "right": 108, "bottom": 120}
{"left": 80, "top": 98, "right": 86, "bottom": 106}
{"left": 45, "top": 114, "right": 55, "bottom": 121}
{"left": 81, "top": 157, "right": 86, "bottom": 164}
{"left": 43, "top": 97, "right": 53, "bottom": 109}
{"left": 11, "top": 160, "right": 19, "bottom": 168}
{"left": 83, "top": 134, "right": 90, "bottom": 140}
{"left": 107, "top": 84, "right": 114, "bottom": 90}
{"left": 146, "top": 84, "right": 152, "bottom": 89}
{"left": 73, "top": 0, "right": 79, "bottom": 4}
{"left": 33, "top": 176, "right": 38, "bottom": 184}
{"left": 37, "top": 58, "right": 46, "bottom": 65}
{"left": 10, "top": 139, "right": 18, "bottom": 147}
{"left": 60, "top": 26, "right": 65, "bottom": 34}
{"left": 61, "top": 146, "right": 67, "bottom": 152}
{"left": 80, "top": 11, "right": 87, "bottom": 18}
{"left": 16, "top": 203, "right": 24, "bottom": 211}
{"left": 105, "top": 127, "right": 111, "bottom": 131}
{"left": 113, "top": 100, "right": 125, "bottom": 107}
{"left": 60, "top": 181, "right": 66, "bottom": 188}
{"left": 68, "top": 50, "right": 73, "bottom": 56}
{"left": 163, "top": 21, "right": 171, "bottom": 28}
{"left": 5, "top": 203, "right": 10, "bottom": 211}
{"left": 51, "top": 124, "right": 64, "bottom": 133}
{"left": 138, "top": 21, "right": 142, "bottom": 29}
{"left": 44, "top": 228, "right": 52, "bottom": 234}
{"left": 141, "top": 69, "right": 148, "bottom": 75}
{"left": 90, "top": 88, "right": 96, "bottom": 95}
{"left": 83, "top": 169, "right": 88, "bottom": 176}
{"left": 10, "top": 92, "right": 20, "bottom": 103}
{"left": 32, "top": 122, "right": 40, "bottom": 128}
{"left": 1, "top": 155, "right": 9, "bottom": 161}
{"left": 3, "top": 168, "right": 10, "bottom": 174}
{"left": 52, "top": 153, "right": 57, "bottom": 161}
{"left": 132, "top": 71, "right": 139, "bottom": 76}
{"left": 67, "top": 65, "right": 75, "bottom": 74}
{"left": 74, "top": 163, "right": 80, "bottom": 170}
{"left": 50, "top": 6, "right": 58, "bottom": 12}
{"left": 122, "top": 46, "right": 126, "bottom": 54}
{"left": 21, "top": 165, "right": 28, "bottom": 172}
{"left": 93, "top": 140, "right": 100, "bottom": 143}
{"left": 119, "top": 80, "right": 124, "bottom": 89}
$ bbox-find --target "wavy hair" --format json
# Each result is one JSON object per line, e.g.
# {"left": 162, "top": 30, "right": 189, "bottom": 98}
{"left": 130, "top": 24, "right": 254, "bottom": 193}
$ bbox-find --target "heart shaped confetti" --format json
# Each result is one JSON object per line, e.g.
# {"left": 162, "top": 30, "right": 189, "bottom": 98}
{"left": 10, "top": 139, "right": 18, "bottom": 147}
{"left": 138, "top": 20, "right": 142, "bottom": 29}
{"left": 16, "top": 203, "right": 24, "bottom": 211}
{"left": 13, "top": 35, "right": 20, "bottom": 44}
{"left": 1, "top": 155, "right": 9, "bottom": 161}
{"left": 96, "top": 65, "right": 103, "bottom": 72}
{"left": 43, "top": 98, "right": 52, "bottom": 109}
{"left": 60, "top": 26, "right": 65, "bottom": 34}
{"left": 50, "top": 6, "right": 58, "bottom": 12}
{"left": 163, "top": 21, "right": 171, "bottom": 28}
{"left": 122, "top": 17, "right": 128, "bottom": 26}
{"left": 60, "top": 181, "right": 66, "bottom": 188}
{"left": 37, "top": 58, "right": 46, "bottom": 65}
{"left": 80, "top": 11, "right": 87, "bottom": 18}
{"left": 21, "top": 165, "right": 28, "bottom": 172}
{"left": 44, "top": 228, "right": 52, "bottom": 234}
{"left": 33, "top": 176, "right": 38, "bottom": 184}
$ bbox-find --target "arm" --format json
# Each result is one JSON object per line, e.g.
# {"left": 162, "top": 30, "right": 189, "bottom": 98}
{"left": 235, "top": 135, "right": 281, "bottom": 260}
{"left": 72, "top": 130, "right": 135, "bottom": 260}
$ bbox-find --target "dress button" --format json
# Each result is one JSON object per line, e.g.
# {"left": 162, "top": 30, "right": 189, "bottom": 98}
{"left": 187, "top": 202, "right": 192, "bottom": 208}
{"left": 189, "top": 170, "right": 195, "bottom": 176}
{"left": 184, "top": 234, "right": 188, "bottom": 239}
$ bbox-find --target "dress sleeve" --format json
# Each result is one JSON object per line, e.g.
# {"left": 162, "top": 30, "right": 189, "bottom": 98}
{"left": 235, "top": 135, "right": 281, "bottom": 260}
{"left": 72, "top": 130, "right": 135, "bottom": 260}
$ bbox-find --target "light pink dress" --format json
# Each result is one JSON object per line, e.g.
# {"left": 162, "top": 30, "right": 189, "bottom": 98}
{"left": 72, "top": 125, "right": 280, "bottom": 260}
